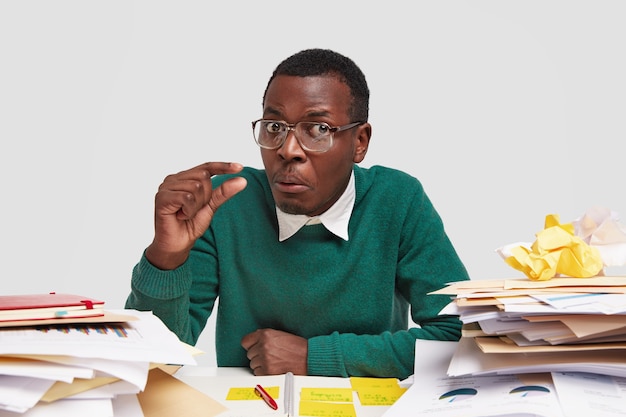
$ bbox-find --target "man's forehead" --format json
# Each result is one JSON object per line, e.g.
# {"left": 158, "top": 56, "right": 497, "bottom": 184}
{"left": 264, "top": 75, "right": 351, "bottom": 111}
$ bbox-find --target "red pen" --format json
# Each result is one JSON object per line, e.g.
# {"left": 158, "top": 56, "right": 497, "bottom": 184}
{"left": 255, "top": 384, "right": 278, "bottom": 410}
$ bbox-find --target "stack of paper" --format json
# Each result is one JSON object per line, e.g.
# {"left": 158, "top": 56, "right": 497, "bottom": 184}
{"left": 431, "top": 276, "right": 626, "bottom": 378}
{"left": 0, "top": 301, "right": 197, "bottom": 417}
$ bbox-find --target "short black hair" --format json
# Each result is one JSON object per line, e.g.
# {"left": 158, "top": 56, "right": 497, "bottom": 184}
{"left": 263, "top": 48, "right": 369, "bottom": 122}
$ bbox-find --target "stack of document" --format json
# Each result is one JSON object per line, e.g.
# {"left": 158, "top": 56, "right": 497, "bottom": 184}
{"left": 432, "top": 276, "right": 626, "bottom": 378}
{"left": 0, "top": 297, "right": 197, "bottom": 417}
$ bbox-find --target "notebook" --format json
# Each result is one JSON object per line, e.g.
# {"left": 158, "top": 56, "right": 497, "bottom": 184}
{"left": 0, "top": 292, "right": 105, "bottom": 322}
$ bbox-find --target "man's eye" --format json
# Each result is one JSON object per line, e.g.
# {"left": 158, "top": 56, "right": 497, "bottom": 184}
{"left": 266, "top": 122, "right": 284, "bottom": 134}
{"left": 310, "top": 123, "right": 329, "bottom": 137}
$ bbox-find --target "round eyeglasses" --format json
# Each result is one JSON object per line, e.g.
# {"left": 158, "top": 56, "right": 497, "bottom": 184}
{"left": 251, "top": 119, "right": 364, "bottom": 153}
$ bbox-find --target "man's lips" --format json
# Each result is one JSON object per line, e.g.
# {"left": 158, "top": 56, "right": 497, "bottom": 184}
{"left": 273, "top": 174, "right": 310, "bottom": 193}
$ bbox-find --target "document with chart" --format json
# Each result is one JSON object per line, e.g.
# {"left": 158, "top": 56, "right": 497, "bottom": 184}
{"left": 384, "top": 373, "right": 563, "bottom": 417}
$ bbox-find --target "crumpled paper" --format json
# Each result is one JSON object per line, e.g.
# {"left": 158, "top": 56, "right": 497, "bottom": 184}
{"left": 496, "top": 207, "right": 626, "bottom": 281}
{"left": 572, "top": 206, "right": 626, "bottom": 267}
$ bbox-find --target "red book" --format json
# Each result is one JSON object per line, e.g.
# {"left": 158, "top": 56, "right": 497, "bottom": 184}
{"left": 0, "top": 292, "right": 105, "bottom": 322}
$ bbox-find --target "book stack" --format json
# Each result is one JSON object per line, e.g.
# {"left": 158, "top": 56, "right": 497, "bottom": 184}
{"left": 0, "top": 293, "right": 198, "bottom": 416}
{"left": 0, "top": 292, "right": 105, "bottom": 323}
{"left": 431, "top": 276, "right": 626, "bottom": 378}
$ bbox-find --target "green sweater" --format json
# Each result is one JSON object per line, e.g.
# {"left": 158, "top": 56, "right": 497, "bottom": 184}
{"left": 126, "top": 165, "right": 469, "bottom": 379}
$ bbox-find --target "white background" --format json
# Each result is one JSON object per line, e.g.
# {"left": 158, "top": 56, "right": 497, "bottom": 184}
{"left": 1, "top": 1, "right": 625, "bottom": 364}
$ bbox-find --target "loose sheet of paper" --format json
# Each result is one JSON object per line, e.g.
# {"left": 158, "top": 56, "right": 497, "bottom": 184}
{"left": 551, "top": 371, "right": 626, "bottom": 417}
{"left": 383, "top": 373, "right": 564, "bottom": 417}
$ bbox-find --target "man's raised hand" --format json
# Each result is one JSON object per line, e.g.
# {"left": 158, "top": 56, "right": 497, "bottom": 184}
{"left": 146, "top": 162, "right": 247, "bottom": 270}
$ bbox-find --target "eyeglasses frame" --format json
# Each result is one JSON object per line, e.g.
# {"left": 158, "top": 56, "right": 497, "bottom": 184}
{"left": 251, "top": 119, "right": 365, "bottom": 153}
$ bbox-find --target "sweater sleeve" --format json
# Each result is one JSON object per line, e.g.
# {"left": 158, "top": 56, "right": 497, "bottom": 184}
{"left": 307, "top": 317, "right": 462, "bottom": 379}
{"left": 125, "top": 245, "right": 219, "bottom": 346}
{"left": 307, "top": 182, "right": 469, "bottom": 379}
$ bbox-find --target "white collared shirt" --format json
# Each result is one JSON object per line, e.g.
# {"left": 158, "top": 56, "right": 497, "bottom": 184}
{"left": 276, "top": 171, "right": 355, "bottom": 242}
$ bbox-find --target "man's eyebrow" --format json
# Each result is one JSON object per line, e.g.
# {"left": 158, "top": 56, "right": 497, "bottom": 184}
{"left": 262, "top": 107, "right": 283, "bottom": 118}
{"left": 305, "top": 110, "right": 331, "bottom": 119}
{"left": 262, "top": 108, "right": 332, "bottom": 120}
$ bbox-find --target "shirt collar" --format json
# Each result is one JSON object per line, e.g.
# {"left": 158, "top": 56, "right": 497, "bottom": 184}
{"left": 276, "top": 171, "right": 355, "bottom": 242}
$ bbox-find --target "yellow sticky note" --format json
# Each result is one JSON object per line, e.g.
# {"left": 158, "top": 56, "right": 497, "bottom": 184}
{"left": 300, "top": 387, "right": 353, "bottom": 402}
{"left": 349, "top": 377, "right": 406, "bottom": 405}
{"left": 299, "top": 400, "right": 357, "bottom": 417}
{"left": 349, "top": 377, "right": 399, "bottom": 390}
{"left": 356, "top": 386, "right": 407, "bottom": 406}
{"left": 226, "top": 386, "right": 279, "bottom": 401}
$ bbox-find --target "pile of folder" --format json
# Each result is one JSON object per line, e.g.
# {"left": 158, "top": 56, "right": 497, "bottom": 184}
{"left": 432, "top": 276, "right": 626, "bottom": 378}
{"left": 0, "top": 293, "right": 197, "bottom": 416}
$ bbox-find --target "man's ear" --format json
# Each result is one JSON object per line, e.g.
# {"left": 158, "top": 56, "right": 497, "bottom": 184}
{"left": 353, "top": 123, "right": 372, "bottom": 163}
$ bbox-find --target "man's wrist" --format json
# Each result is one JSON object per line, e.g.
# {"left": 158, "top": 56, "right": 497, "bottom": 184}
{"left": 145, "top": 243, "right": 189, "bottom": 270}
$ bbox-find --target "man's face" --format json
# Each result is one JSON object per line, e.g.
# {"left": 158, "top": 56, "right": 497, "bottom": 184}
{"left": 260, "top": 75, "right": 370, "bottom": 216}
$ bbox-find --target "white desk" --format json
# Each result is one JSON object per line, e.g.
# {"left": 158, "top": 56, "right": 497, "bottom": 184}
{"left": 174, "top": 366, "right": 393, "bottom": 417}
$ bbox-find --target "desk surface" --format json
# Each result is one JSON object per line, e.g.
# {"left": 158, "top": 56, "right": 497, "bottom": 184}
{"left": 174, "top": 366, "right": 393, "bottom": 417}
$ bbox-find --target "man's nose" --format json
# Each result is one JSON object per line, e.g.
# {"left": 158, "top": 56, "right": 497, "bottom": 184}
{"left": 277, "top": 130, "right": 306, "bottom": 159}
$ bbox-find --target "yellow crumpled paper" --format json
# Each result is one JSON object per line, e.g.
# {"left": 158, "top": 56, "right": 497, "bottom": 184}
{"left": 498, "top": 213, "right": 604, "bottom": 281}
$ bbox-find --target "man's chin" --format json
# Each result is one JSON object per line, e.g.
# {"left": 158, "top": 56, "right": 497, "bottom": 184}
{"left": 276, "top": 201, "right": 308, "bottom": 215}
